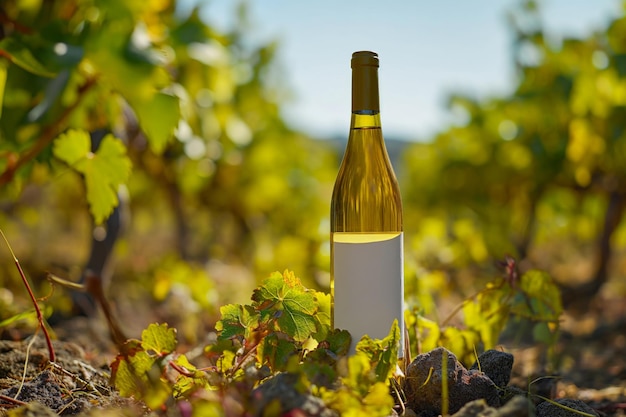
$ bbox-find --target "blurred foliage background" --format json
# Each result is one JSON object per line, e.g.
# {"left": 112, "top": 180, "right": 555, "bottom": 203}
{"left": 1, "top": 0, "right": 625, "bottom": 344}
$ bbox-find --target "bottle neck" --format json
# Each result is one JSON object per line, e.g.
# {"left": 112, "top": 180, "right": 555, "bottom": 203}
{"left": 350, "top": 112, "right": 382, "bottom": 130}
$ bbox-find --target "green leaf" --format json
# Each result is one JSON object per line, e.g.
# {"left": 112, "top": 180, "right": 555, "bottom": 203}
{"left": 141, "top": 323, "right": 177, "bottom": 356}
{"left": 172, "top": 354, "right": 207, "bottom": 398}
{"left": 413, "top": 314, "right": 441, "bottom": 353}
{"left": 325, "top": 329, "right": 352, "bottom": 356}
{"left": 517, "top": 270, "right": 563, "bottom": 321}
{"left": 257, "top": 332, "right": 298, "bottom": 372}
{"left": 53, "top": 128, "right": 90, "bottom": 165}
{"left": 0, "top": 37, "right": 56, "bottom": 77}
{"left": 440, "top": 326, "right": 480, "bottom": 365}
{"left": 112, "top": 349, "right": 156, "bottom": 397}
{"left": 53, "top": 129, "right": 132, "bottom": 224}
{"left": 312, "top": 291, "right": 331, "bottom": 341}
{"left": 110, "top": 336, "right": 173, "bottom": 410}
{"left": 252, "top": 270, "right": 318, "bottom": 342}
{"left": 303, "top": 329, "right": 350, "bottom": 382}
{"left": 215, "top": 303, "right": 259, "bottom": 341}
{"left": 355, "top": 319, "right": 400, "bottom": 383}
{"left": 462, "top": 283, "right": 512, "bottom": 350}
{"left": 132, "top": 92, "right": 180, "bottom": 154}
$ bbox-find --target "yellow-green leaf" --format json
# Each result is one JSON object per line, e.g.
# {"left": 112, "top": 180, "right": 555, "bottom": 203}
{"left": 141, "top": 323, "right": 177, "bottom": 356}
{"left": 53, "top": 129, "right": 132, "bottom": 224}
{"left": 53, "top": 129, "right": 90, "bottom": 166}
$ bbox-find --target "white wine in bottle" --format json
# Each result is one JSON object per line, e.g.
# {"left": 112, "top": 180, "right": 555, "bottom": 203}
{"left": 331, "top": 51, "right": 404, "bottom": 357}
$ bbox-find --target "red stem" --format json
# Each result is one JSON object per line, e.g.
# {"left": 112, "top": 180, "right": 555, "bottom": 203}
{"left": 169, "top": 361, "right": 197, "bottom": 378}
{"left": 1, "top": 229, "right": 55, "bottom": 363}
{"left": 14, "top": 258, "right": 56, "bottom": 362}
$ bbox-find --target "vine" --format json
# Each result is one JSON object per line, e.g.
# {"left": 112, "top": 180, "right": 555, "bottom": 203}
{"left": 106, "top": 265, "right": 562, "bottom": 416}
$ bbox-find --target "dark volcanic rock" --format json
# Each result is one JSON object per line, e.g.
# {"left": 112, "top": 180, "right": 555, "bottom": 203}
{"left": 403, "top": 347, "right": 500, "bottom": 416}
{"left": 470, "top": 349, "right": 514, "bottom": 388}
{"left": 536, "top": 398, "right": 599, "bottom": 417}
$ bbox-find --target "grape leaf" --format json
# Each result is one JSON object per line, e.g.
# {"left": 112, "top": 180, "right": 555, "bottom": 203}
{"left": 462, "top": 284, "right": 511, "bottom": 350}
{"left": 216, "top": 303, "right": 259, "bottom": 341}
{"left": 517, "top": 270, "right": 563, "bottom": 320}
{"left": 325, "top": 329, "right": 352, "bottom": 357}
{"left": 302, "top": 329, "right": 350, "bottom": 369}
{"left": 252, "top": 270, "right": 318, "bottom": 342}
{"left": 141, "top": 323, "right": 177, "bottom": 356}
{"left": 53, "top": 129, "right": 132, "bottom": 224}
{"left": 355, "top": 319, "right": 400, "bottom": 383}
{"left": 112, "top": 350, "right": 156, "bottom": 397}
{"left": 312, "top": 291, "right": 331, "bottom": 341}
{"left": 413, "top": 315, "right": 441, "bottom": 353}
{"left": 110, "top": 337, "right": 172, "bottom": 409}
{"left": 53, "top": 128, "right": 90, "bottom": 165}
{"left": 257, "top": 332, "right": 298, "bottom": 372}
{"left": 172, "top": 354, "right": 208, "bottom": 398}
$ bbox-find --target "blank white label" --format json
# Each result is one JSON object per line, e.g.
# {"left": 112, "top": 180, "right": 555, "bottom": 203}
{"left": 333, "top": 232, "right": 404, "bottom": 357}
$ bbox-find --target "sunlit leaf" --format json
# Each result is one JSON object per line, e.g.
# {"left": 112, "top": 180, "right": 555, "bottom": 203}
{"left": 252, "top": 270, "right": 318, "bottom": 341}
{"left": 355, "top": 319, "right": 400, "bottom": 383}
{"left": 53, "top": 128, "right": 90, "bottom": 165}
{"left": 172, "top": 354, "right": 208, "bottom": 398}
{"left": 462, "top": 283, "right": 512, "bottom": 350}
{"left": 312, "top": 291, "right": 331, "bottom": 341}
{"left": 516, "top": 270, "right": 563, "bottom": 321}
{"left": 413, "top": 314, "right": 441, "bottom": 353}
{"left": 141, "top": 323, "right": 177, "bottom": 356}
{"left": 112, "top": 350, "right": 155, "bottom": 397}
{"left": 53, "top": 129, "right": 132, "bottom": 224}
{"left": 215, "top": 303, "right": 259, "bottom": 341}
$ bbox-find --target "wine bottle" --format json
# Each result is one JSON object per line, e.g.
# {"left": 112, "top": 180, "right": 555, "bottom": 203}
{"left": 331, "top": 51, "right": 404, "bottom": 357}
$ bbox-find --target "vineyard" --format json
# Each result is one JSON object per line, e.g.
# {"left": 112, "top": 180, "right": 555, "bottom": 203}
{"left": 1, "top": 0, "right": 625, "bottom": 416}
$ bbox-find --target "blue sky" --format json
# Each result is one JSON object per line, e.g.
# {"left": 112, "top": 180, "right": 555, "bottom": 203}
{"left": 180, "top": 0, "right": 621, "bottom": 141}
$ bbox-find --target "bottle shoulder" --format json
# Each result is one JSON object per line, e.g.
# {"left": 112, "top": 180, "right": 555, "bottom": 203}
{"left": 335, "top": 130, "right": 399, "bottom": 184}
{"left": 331, "top": 128, "right": 403, "bottom": 232}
